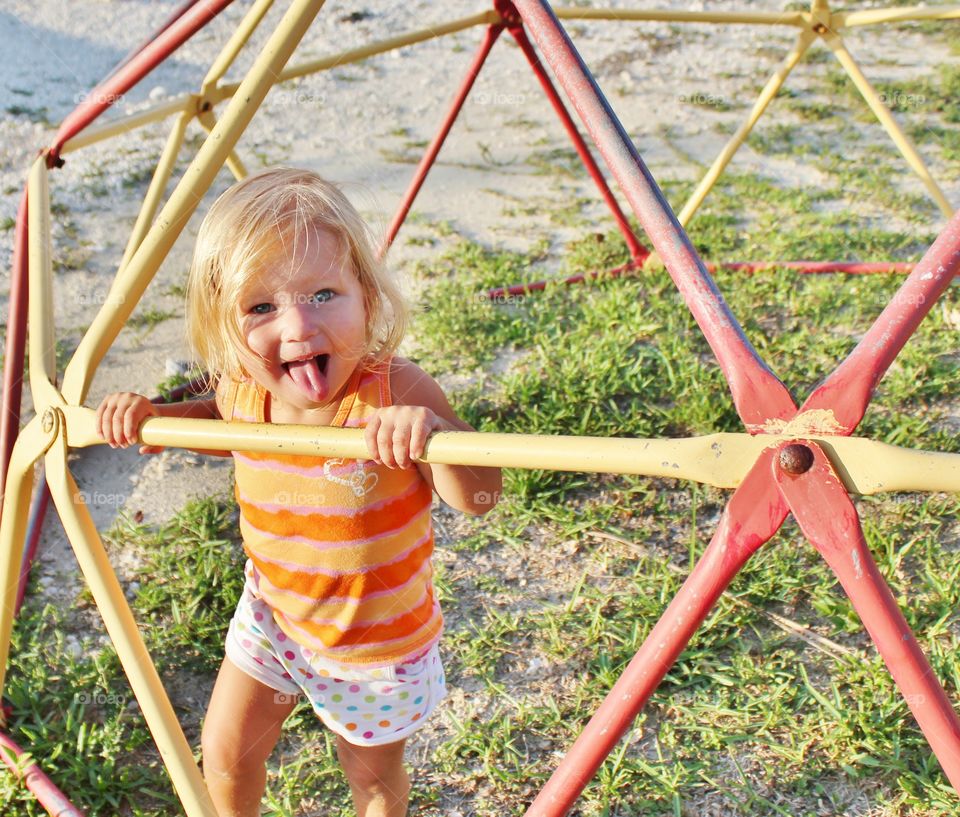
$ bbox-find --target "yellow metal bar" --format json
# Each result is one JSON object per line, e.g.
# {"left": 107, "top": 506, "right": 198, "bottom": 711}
{"left": 201, "top": 0, "right": 276, "bottom": 95}
{"left": 119, "top": 110, "right": 192, "bottom": 272}
{"left": 61, "top": 0, "right": 328, "bottom": 408}
{"left": 208, "top": 10, "right": 499, "bottom": 104}
{"left": 814, "top": 436, "right": 960, "bottom": 495}
{"left": 823, "top": 31, "right": 954, "bottom": 218}
{"left": 42, "top": 421, "right": 217, "bottom": 817}
{"left": 553, "top": 7, "right": 809, "bottom": 26}
{"left": 59, "top": 94, "right": 195, "bottom": 156}
{"left": 26, "top": 157, "right": 60, "bottom": 410}
{"left": 197, "top": 111, "right": 247, "bottom": 180}
{"left": 59, "top": 406, "right": 960, "bottom": 496}
{"left": 0, "top": 417, "right": 49, "bottom": 701}
{"left": 678, "top": 28, "right": 816, "bottom": 227}
{"left": 839, "top": 6, "right": 960, "bottom": 27}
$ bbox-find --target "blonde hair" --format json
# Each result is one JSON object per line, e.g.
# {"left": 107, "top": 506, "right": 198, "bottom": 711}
{"left": 185, "top": 167, "right": 407, "bottom": 383}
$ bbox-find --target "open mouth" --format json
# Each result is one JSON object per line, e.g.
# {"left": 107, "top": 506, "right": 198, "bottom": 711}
{"left": 281, "top": 353, "right": 329, "bottom": 375}
{"left": 281, "top": 353, "right": 330, "bottom": 401}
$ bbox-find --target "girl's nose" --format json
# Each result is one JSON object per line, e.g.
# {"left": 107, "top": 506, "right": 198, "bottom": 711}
{"left": 280, "top": 300, "right": 323, "bottom": 342}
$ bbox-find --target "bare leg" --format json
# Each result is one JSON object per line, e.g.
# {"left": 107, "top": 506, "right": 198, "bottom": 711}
{"left": 336, "top": 736, "right": 410, "bottom": 817}
{"left": 201, "top": 657, "right": 298, "bottom": 817}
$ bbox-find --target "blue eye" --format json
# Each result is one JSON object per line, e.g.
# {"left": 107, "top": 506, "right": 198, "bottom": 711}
{"left": 310, "top": 289, "right": 334, "bottom": 304}
{"left": 249, "top": 302, "right": 273, "bottom": 315}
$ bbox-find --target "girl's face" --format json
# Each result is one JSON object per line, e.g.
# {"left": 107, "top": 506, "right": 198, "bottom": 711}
{"left": 236, "top": 227, "right": 368, "bottom": 420}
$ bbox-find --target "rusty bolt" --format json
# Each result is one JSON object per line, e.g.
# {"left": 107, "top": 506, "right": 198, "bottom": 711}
{"left": 813, "top": 22, "right": 829, "bottom": 34}
{"left": 779, "top": 443, "right": 814, "bottom": 475}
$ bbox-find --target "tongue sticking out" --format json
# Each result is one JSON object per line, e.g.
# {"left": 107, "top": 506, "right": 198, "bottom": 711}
{"left": 285, "top": 355, "right": 328, "bottom": 403}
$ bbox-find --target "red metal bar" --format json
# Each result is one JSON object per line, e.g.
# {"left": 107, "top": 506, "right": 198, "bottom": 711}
{"left": 775, "top": 442, "right": 960, "bottom": 789}
{"left": 720, "top": 261, "right": 916, "bottom": 274}
{"left": 0, "top": 190, "right": 29, "bottom": 509}
{"left": 99, "top": 0, "right": 207, "bottom": 87}
{"left": 0, "top": 732, "right": 85, "bottom": 817}
{"left": 382, "top": 1, "right": 648, "bottom": 262}
{"left": 380, "top": 23, "right": 505, "bottom": 255}
{"left": 800, "top": 208, "right": 960, "bottom": 433}
{"left": 500, "top": 3, "right": 646, "bottom": 263}
{"left": 47, "top": 0, "right": 235, "bottom": 166}
{"left": 510, "top": 0, "right": 796, "bottom": 430}
{"left": 487, "top": 260, "right": 638, "bottom": 299}
{"left": 484, "top": 259, "right": 918, "bottom": 300}
{"left": 524, "top": 452, "right": 789, "bottom": 816}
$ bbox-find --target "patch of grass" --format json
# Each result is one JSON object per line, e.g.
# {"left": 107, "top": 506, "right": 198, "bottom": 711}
{"left": 128, "top": 308, "right": 176, "bottom": 332}
{"left": 52, "top": 244, "right": 93, "bottom": 274}
{"left": 121, "top": 164, "right": 156, "bottom": 190}
{"left": 116, "top": 498, "right": 246, "bottom": 673}
{"left": 161, "top": 282, "right": 187, "bottom": 299}
{"left": 5, "top": 104, "right": 51, "bottom": 125}
{"left": 378, "top": 147, "right": 422, "bottom": 165}
{"left": 526, "top": 147, "right": 582, "bottom": 178}
{"left": 503, "top": 116, "right": 538, "bottom": 130}
{"left": 155, "top": 369, "right": 202, "bottom": 402}
{"left": 784, "top": 98, "right": 838, "bottom": 122}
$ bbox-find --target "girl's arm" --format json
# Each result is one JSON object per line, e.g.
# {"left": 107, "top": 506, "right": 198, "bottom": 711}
{"left": 364, "top": 357, "right": 502, "bottom": 516}
{"left": 96, "top": 393, "right": 231, "bottom": 457}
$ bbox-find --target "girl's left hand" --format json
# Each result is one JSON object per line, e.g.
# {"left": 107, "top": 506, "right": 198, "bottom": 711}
{"left": 364, "top": 406, "right": 452, "bottom": 469}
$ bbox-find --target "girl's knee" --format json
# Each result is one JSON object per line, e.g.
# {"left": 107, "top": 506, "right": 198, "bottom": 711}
{"left": 337, "top": 738, "right": 409, "bottom": 796}
{"left": 201, "top": 723, "right": 246, "bottom": 778}
{"left": 201, "top": 719, "right": 270, "bottom": 781}
{"left": 201, "top": 659, "right": 294, "bottom": 779}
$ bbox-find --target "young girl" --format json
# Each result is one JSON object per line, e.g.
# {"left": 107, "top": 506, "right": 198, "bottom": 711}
{"left": 95, "top": 167, "right": 502, "bottom": 817}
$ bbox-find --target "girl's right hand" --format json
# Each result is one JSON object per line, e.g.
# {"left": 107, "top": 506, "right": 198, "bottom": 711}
{"left": 95, "top": 392, "right": 164, "bottom": 453}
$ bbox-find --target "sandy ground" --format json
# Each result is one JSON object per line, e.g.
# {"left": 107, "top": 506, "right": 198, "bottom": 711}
{"left": 1, "top": 0, "right": 959, "bottom": 810}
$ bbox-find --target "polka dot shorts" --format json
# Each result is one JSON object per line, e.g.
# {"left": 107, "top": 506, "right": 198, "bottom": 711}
{"left": 224, "top": 576, "right": 446, "bottom": 746}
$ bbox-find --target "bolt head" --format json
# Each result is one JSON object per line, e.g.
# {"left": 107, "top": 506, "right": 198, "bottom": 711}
{"left": 41, "top": 409, "right": 55, "bottom": 433}
{"left": 779, "top": 443, "right": 814, "bottom": 475}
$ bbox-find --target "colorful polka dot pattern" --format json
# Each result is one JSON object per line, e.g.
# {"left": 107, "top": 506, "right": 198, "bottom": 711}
{"left": 225, "top": 579, "right": 446, "bottom": 746}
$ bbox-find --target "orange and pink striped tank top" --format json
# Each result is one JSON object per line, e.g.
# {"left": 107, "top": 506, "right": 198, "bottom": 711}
{"left": 215, "top": 359, "right": 442, "bottom": 667}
